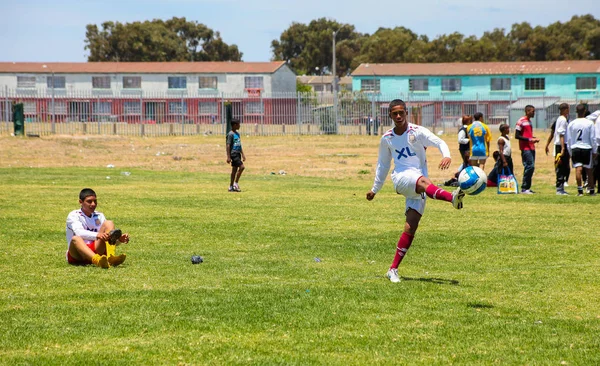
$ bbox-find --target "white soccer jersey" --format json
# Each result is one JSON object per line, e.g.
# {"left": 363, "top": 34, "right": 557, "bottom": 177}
{"left": 553, "top": 116, "right": 568, "bottom": 146}
{"left": 587, "top": 110, "right": 600, "bottom": 146}
{"left": 566, "top": 117, "right": 598, "bottom": 152}
{"left": 66, "top": 209, "right": 106, "bottom": 248}
{"left": 371, "top": 124, "right": 451, "bottom": 194}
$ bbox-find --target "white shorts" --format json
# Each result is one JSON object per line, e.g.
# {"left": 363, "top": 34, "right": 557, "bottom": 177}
{"left": 392, "top": 170, "right": 426, "bottom": 215}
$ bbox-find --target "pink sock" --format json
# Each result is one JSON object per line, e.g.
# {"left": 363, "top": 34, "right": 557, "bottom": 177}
{"left": 425, "top": 184, "right": 452, "bottom": 202}
{"left": 390, "top": 232, "right": 414, "bottom": 269}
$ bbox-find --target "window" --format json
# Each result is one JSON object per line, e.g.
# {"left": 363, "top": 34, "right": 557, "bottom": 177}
{"left": 245, "top": 101, "right": 264, "bottom": 114}
{"left": 491, "top": 78, "right": 511, "bottom": 91}
{"left": 199, "top": 76, "right": 218, "bottom": 89}
{"left": 168, "top": 76, "right": 187, "bottom": 89}
{"left": 244, "top": 76, "right": 264, "bottom": 89}
{"left": 47, "top": 76, "right": 66, "bottom": 89}
{"left": 92, "top": 76, "right": 111, "bottom": 89}
{"left": 409, "top": 79, "right": 429, "bottom": 91}
{"left": 123, "top": 76, "right": 141, "bottom": 89}
{"left": 199, "top": 101, "right": 218, "bottom": 115}
{"left": 47, "top": 101, "right": 67, "bottom": 114}
{"left": 23, "top": 101, "right": 37, "bottom": 114}
{"left": 168, "top": 101, "right": 188, "bottom": 114}
{"left": 442, "top": 78, "right": 461, "bottom": 92}
{"left": 443, "top": 104, "right": 461, "bottom": 117}
{"left": 525, "top": 78, "right": 545, "bottom": 90}
{"left": 93, "top": 102, "right": 112, "bottom": 115}
{"left": 123, "top": 101, "right": 141, "bottom": 115}
{"left": 491, "top": 103, "right": 509, "bottom": 117}
{"left": 361, "top": 79, "right": 380, "bottom": 92}
{"left": 17, "top": 76, "right": 36, "bottom": 88}
{"left": 576, "top": 77, "right": 597, "bottom": 90}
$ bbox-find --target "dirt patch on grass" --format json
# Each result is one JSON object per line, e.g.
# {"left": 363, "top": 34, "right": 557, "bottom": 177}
{"left": 0, "top": 133, "right": 558, "bottom": 184}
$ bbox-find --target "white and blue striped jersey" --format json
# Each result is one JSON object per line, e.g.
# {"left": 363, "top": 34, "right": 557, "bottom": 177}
{"left": 371, "top": 124, "right": 451, "bottom": 194}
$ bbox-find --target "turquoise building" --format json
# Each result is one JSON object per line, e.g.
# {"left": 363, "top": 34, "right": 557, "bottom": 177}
{"left": 351, "top": 61, "right": 600, "bottom": 128}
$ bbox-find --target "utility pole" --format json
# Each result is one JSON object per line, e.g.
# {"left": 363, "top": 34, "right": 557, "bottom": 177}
{"left": 332, "top": 30, "right": 339, "bottom": 132}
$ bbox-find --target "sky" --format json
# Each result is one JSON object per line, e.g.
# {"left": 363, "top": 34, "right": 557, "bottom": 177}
{"left": 0, "top": 0, "right": 597, "bottom": 63}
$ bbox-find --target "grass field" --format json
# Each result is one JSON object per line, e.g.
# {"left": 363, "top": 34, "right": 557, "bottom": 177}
{"left": 1, "top": 133, "right": 599, "bottom": 365}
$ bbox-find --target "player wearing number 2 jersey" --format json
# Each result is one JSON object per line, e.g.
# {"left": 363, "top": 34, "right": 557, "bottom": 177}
{"left": 366, "top": 99, "right": 465, "bottom": 283}
{"left": 566, "top": 104, "right": 598, "bottom": 196}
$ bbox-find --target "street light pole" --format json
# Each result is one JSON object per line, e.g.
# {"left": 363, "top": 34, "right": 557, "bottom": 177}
{"left": 43, "top": 64, "right": 55, "bottom": 133}
{"left": 332, "top": 30, "right": 339, "bottom": 132}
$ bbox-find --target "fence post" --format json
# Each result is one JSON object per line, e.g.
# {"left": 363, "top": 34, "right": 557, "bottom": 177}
{"left": 536, "top": 92, "right": 548, "bottom": 129}
{"left": 508, "top": 92, "right": 513, "bottom": 127}
{"left": 260, "top": 92, "right": 264, "bottom": 136}
{"left": 370, "top": 96, "right": 376, "bottom": 135}
{"left": 181, "top": 92, "right": 185, "bottom": 136}
{"left": 140, "top": 90, "right": 143, "bottom": 137}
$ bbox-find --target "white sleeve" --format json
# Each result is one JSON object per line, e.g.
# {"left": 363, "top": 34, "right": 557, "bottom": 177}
{"left": 586, "top": 110, "right": 600, "bottom": 122}
{"left": 371, "top": 137, "right": 392, "bottom": 194}
{"left": 66, "top": 211, "right": 100, "bottom": 241}
{"left": 457, "top": 130, "right": 469, "bottom": 144}
{"left": 566, "top": 126, "right": 572, "bottom": 154}
{"left": 422, "top": 128, "right": 451, "bottom": 158}
{"left": 591, "top": 124, "right": 598, "bottom": 152}
{"left": 596, "top": 119, "right": 600, "bottom": 146}
{"left": 556, "top": 118, "right": 567, "bottom": 136}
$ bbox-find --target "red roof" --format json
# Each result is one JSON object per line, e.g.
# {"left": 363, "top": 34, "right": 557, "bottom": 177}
{"left": 352, "top": 61, "right": 600, "bottom": 76}
{"left": 0, "top": 61, "right": 288, "bottom": 74}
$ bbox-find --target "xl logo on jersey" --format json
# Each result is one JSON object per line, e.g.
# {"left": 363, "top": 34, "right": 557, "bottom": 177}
{"left": 395, "top": 147, "right": 416, "bottom": 159}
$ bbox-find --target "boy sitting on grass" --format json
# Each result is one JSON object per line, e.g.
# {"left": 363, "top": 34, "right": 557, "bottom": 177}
{"left": 66, "top": 188, "right": 129, "bottom": 268}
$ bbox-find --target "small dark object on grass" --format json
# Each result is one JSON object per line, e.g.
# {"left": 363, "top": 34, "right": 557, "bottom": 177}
{"left": 191, "top": 255, "right": 203, "bottom": 264}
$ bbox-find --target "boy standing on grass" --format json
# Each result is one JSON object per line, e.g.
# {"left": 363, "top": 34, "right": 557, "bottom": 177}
{"left": 226, "top": 118, "right": 246, "bottom": 192}
{"left": 66, "top": 188, "right": 129, "bottom": 268}
{"left": 366, "top": 99, "right": 465, "bottom": 283}
{"left": 566, "top": 104, "right": 598, "bottom": 196}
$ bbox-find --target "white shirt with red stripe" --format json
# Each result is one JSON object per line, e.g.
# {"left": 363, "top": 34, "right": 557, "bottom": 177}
{"left": 66, "top": 209, "right": 106, "bottom": 248}
{"left": 371, "top": 124, "right": 451, "bottom": 194}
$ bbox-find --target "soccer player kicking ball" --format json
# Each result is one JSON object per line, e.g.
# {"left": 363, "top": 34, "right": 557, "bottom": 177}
{"left": 366, "top": 99, "right": 464, "bottom": 283}
{"left": 66, "top": 188, "right": 130, "bottom": 268}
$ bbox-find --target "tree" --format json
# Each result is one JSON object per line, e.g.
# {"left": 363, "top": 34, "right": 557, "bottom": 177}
{"left": 271, "top": 18, "right": 366, "bottom": 76}
{"left": 85, "top": 17, "right": 242, "bottom": 62}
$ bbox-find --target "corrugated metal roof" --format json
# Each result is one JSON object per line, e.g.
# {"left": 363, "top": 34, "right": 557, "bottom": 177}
{"left": 0, "top": 61, "right": 288, "bottom": 74}
{"left": 352, "top": 61, "right": 600, "bottom": 76}
{"left": 508, "top": 97, "right": 561, "bottom": 109}
{"left": 297, "top": 75, "right": 352, "bottom": 84}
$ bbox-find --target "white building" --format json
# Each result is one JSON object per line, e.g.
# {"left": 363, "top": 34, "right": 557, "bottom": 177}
{"left": 0, "top": 61, "right": 297, "bottom": 95}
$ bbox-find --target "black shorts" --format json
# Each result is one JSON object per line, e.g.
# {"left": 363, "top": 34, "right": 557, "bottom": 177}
{"left": 230, "top": 153, "right": 243, "bottom": 167}
{"left": 571, "top": 148, "right": 592, "bottom": 168}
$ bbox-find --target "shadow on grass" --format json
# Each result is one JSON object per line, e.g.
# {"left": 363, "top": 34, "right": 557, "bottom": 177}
{"left": 467, "top": 302, "right": 494, "bottom": 309}
{"left": 400, "top": 277, "right": 460, "bottom": 286}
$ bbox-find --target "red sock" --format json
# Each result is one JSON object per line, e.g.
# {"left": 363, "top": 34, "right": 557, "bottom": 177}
{"left": 390, "top": 232, "right": 414, "bottom": 269}
{"left": 425, "top": 184, "right": 452, "bottom": 202}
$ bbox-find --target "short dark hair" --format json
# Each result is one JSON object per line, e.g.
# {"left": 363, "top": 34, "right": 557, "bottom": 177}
{"left": 79, "top": 188, "right": 96, "bottom": 201}
{"left": 473, "top": 112, "right": 483, "bottom": 121}
{"left": 559, "top": 103, "right": 569, "bottom": 111}
{"left": 576, "top": 104, "right": 587, "bottom": 117}
{"left": 525, "top": 105, "right": 535, "bottom": 112}
{"left": 388, "top": 99, "right": 406, "bottom": 110}
{"left": 499, "top": 123, "right": 509, "bottom": 132}
{"left": 231, "top": 118, "right": 240, "bottom": 125}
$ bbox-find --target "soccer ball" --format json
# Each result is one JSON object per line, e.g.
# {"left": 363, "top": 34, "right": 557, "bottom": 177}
{"left": 458, "top": 166, "right": 487, "bottom": 195}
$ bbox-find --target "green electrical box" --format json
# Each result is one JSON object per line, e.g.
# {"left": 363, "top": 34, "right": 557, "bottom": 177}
{"left": 12, "top": 102, "right": 24, "bottom": 136}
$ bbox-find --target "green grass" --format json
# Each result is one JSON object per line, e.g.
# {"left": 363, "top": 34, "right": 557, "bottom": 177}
{"left": 1, "top": 168, "right": 599, "bottom": 365}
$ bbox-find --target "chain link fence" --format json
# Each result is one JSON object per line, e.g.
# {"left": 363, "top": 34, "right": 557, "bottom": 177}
{"left": 1, "top": 87, "right": 598, "bottom": 137}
